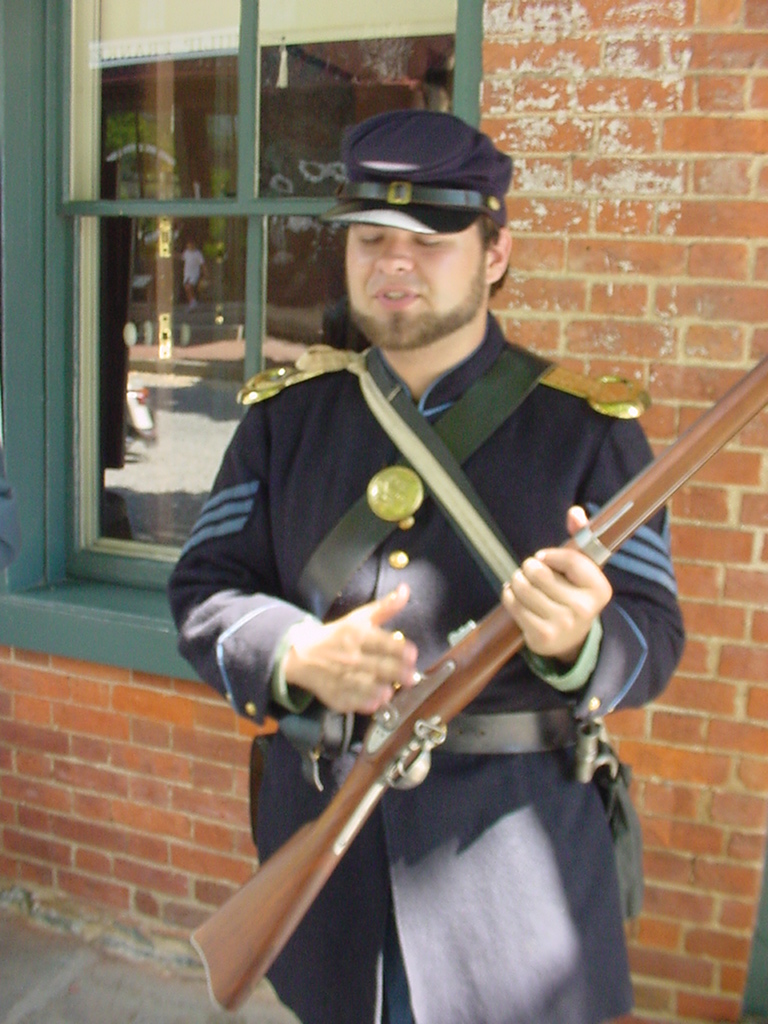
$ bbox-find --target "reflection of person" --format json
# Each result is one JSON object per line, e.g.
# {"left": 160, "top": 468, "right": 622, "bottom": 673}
{"left": 181, "top": 238, "right": 206, "bottom": 309}
{"left": 0, "top": 446, "right": 20, "bottom": 568}
{"left": 168, "top": 111, "right": 685, "bottom": 1024}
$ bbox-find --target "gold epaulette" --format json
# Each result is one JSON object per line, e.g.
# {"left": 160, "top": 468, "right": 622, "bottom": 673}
{"left": 541, "top": 365, "right": 650, "bottom": 419}
{"left": 237, "top": 346, "right": 363, "bottom": 405}
{"left": 238, "top": 346, "right": 650, "bottom": 419}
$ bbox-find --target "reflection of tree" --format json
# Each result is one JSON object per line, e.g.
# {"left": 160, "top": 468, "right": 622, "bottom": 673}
{"left": 101, "top": 58, "right": 238, "bottom": 200}
{"left": 357, "top": 38, "right": 414, "bottom": 81}
{"left": 104, "top": 110, "right": 146, "bottom": 158}
{"left": 104, "top": 110, "right": 183, "bottom": 200}
{"left": 210, "top": 166, "right": 231, "bottom": 199}
{"left": 263, "top": 37, "right": 452, "bottom": 88}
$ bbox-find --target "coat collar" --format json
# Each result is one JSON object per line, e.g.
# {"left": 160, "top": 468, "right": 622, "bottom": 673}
{"left": 371, "top": 314, "right": 507, "bottom": 417}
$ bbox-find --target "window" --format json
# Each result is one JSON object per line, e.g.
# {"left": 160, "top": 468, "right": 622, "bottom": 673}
{"left": 0, "top": 0, "right": 480, "bottom": 675}
{"left": 69, "top": 0, "right": 461, "bottom": 559}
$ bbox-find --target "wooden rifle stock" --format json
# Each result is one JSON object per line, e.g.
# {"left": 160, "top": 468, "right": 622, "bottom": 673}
{"left": 192, "top": 355, "right": 768, "bottom": 1011}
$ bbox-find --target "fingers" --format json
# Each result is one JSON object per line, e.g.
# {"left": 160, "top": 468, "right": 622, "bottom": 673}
{"left": 502, "top": 563, "right": 599, "bottom": 661}
{"left": 509, "top": 550, "right": 610, "bottom": 620}
{"left": 352, "top": 584, "right": 418, "bottom": 688}
{"left": 502, "top": 507, "right": 612, "bottom": 662}
{"left": 566, "top": 504, "right": 589, "bottom": 535}
{"left": 359, "top": 626, "right": 419, "bottom": 691}
{"left": 283, "top": 586, "right": 419, "bottom": 715}
{"left": 366, "top": 582, "right": 412, "bottom": 626}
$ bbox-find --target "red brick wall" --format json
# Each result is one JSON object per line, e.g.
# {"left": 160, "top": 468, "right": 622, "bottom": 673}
{"left": 483, "top": 1, "right": 768, "bottom": 1021}
{"left": 0, "top": 648, "right": 265, "bottom": 931}
{"left": 2, "top": 3, "right": 768, "bottom": 1023}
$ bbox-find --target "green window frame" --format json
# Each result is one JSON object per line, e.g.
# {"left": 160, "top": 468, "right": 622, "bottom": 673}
{"left": 2, "top": 4, "right": 768, "bottom": 1014}
{"left": 0, "top": 0, "right": 483, "bottom": 679}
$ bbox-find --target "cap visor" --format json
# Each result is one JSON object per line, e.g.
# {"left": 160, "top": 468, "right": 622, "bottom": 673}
{"left": 321, "top": 201, "right": 479, "bottom": 235}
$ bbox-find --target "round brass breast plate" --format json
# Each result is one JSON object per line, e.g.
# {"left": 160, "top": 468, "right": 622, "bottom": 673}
{"left": 367, "top": 466, "right": 425, "bottom": 523}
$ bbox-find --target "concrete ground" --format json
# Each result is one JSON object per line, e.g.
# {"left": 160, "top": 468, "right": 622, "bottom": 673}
{"left": 0, "top": 888, "right": 301, "bottom": 1024}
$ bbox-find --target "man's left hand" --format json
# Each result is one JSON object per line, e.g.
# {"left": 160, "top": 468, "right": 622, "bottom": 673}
{"left": 501, "top": 506, "right": 612, "bottom": 664}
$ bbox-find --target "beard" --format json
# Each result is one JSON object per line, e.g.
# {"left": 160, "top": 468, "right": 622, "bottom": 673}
{"left": 347, "top": 257, "right": 487, "bottom": 353}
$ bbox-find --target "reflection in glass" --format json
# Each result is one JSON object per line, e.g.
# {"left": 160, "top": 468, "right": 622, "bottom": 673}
{"left": 100, "top": 217, "right": 246, "bottom": 546}
{"left": 101, "top": 57, "right": 238, "bottom": 200}
{"left": 264, "top": 216, "right": 349, "bottom": 363}
{"left": 259, "top": 36, "right": 455, "bottom": 200}
{"left": 71, "top": 1, "right": 240, "bottom": 200}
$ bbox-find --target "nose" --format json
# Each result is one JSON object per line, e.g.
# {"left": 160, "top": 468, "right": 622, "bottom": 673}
{"left": 375, "top": 232, "right": 416, "bottom": 274}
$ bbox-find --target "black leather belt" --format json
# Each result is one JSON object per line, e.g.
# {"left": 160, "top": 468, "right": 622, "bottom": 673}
{"left": 281, "top": 707, "right": 577, "bottom": 791}
{"left": 440, "top": 708, "right": 577, "bottom": 755}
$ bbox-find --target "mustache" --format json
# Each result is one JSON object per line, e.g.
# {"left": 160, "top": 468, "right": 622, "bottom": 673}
{"left": 368, "top": 278, "right": 423, "bottom": 297}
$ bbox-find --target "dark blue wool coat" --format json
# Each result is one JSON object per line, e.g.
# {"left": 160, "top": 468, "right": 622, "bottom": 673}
{"left": 169, "top": 316, "right": 684, "bottom": 1024}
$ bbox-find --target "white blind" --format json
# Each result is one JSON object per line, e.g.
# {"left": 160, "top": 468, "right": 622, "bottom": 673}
{"left": 260, "top": 0, "right": 456, "bottom": 46}
{"left": 90, "top": 0, "right": 455, "bottom": 67}
{"left": 91, "top": 0, "right": 239, "bottom": 67}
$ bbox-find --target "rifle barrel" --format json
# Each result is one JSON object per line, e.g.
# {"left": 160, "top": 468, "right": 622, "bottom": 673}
{"left": 193, "top": 354, "right": 768, "bottom": 1010}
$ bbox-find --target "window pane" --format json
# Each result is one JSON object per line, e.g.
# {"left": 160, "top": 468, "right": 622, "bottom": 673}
{"left": 264, "top": 216, "right": 350, "bottom": 362}
{"left": 99, "top": 216, "right": 246, "bottom": 547}
{"left": 258, "top": 33, "right": 456, "bottom": 200}
{"left": 71, "top": 1, "right": 240, "bottom": 200}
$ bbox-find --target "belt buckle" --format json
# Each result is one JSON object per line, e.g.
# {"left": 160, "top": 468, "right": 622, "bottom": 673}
{"left": 387, "top": 181, "right": 412, "bottom": 206}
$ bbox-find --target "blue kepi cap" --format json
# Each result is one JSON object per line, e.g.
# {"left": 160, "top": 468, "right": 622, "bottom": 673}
{"left": 322, "top": 110, "right": 512, "bottom": 235}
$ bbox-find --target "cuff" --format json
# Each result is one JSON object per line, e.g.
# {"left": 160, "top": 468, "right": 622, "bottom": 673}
{"left": 271, "top": 618, "right": 318, "bottom": 713}
{"left": 523, "top": 618, "right": 603, "bottom": 693}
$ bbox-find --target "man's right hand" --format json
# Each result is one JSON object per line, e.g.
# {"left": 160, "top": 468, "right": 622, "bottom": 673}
{"left": 282, "top": 584, "right": 419, "bottom": 715}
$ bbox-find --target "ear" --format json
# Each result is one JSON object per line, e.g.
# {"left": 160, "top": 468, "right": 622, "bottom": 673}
{"left": 485, "top": 227, "right": 512, "bottom": 288}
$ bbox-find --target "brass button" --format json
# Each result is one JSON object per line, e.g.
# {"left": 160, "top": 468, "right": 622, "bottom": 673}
{"left": 244, "top": 701, "right": 257, "bottom": 717}
{"left": 588, "top": 696, "right": 602, "bottom": 713}
{"left": 388, "top": 550, "right": 410, "bottom": 570}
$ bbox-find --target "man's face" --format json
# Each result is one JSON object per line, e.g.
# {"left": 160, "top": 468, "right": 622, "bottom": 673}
{"left": 345, "top": 222, "right": 492, "bottom": 353}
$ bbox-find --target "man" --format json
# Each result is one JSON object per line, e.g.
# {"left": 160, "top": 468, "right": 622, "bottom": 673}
{"left": 168, "top": 110, "right": 685, "bottom": 1024}
{"left": 181, "top": 236, "right": 206, "bottom": 309}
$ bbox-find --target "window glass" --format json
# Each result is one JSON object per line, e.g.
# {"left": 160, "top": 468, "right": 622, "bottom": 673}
{"left": 99, "top": 216, "right": 246, "bottom": 546}
{"left": 70, "top": 0, "right": 458, "bottom": 562}
{"left": 258, "top": 2, "right": 458, "bottom": 355}
{"left": 259, "top": 35, "right": 455, "bottom": 200}
{"left": 71, "top": 1, "right": 240, "bottom": 200}
{"left": 264, "top": 216, "right": 348, "bottom": 360}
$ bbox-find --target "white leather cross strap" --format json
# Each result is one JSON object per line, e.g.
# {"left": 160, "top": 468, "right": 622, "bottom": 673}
{"left": 347, "top": 357, "right": 519, "bottom": 588}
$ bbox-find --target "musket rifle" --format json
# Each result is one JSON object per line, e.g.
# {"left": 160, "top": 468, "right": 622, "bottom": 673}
{"left": 192, "top": 355, "right": 768, "bottom": 1011}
